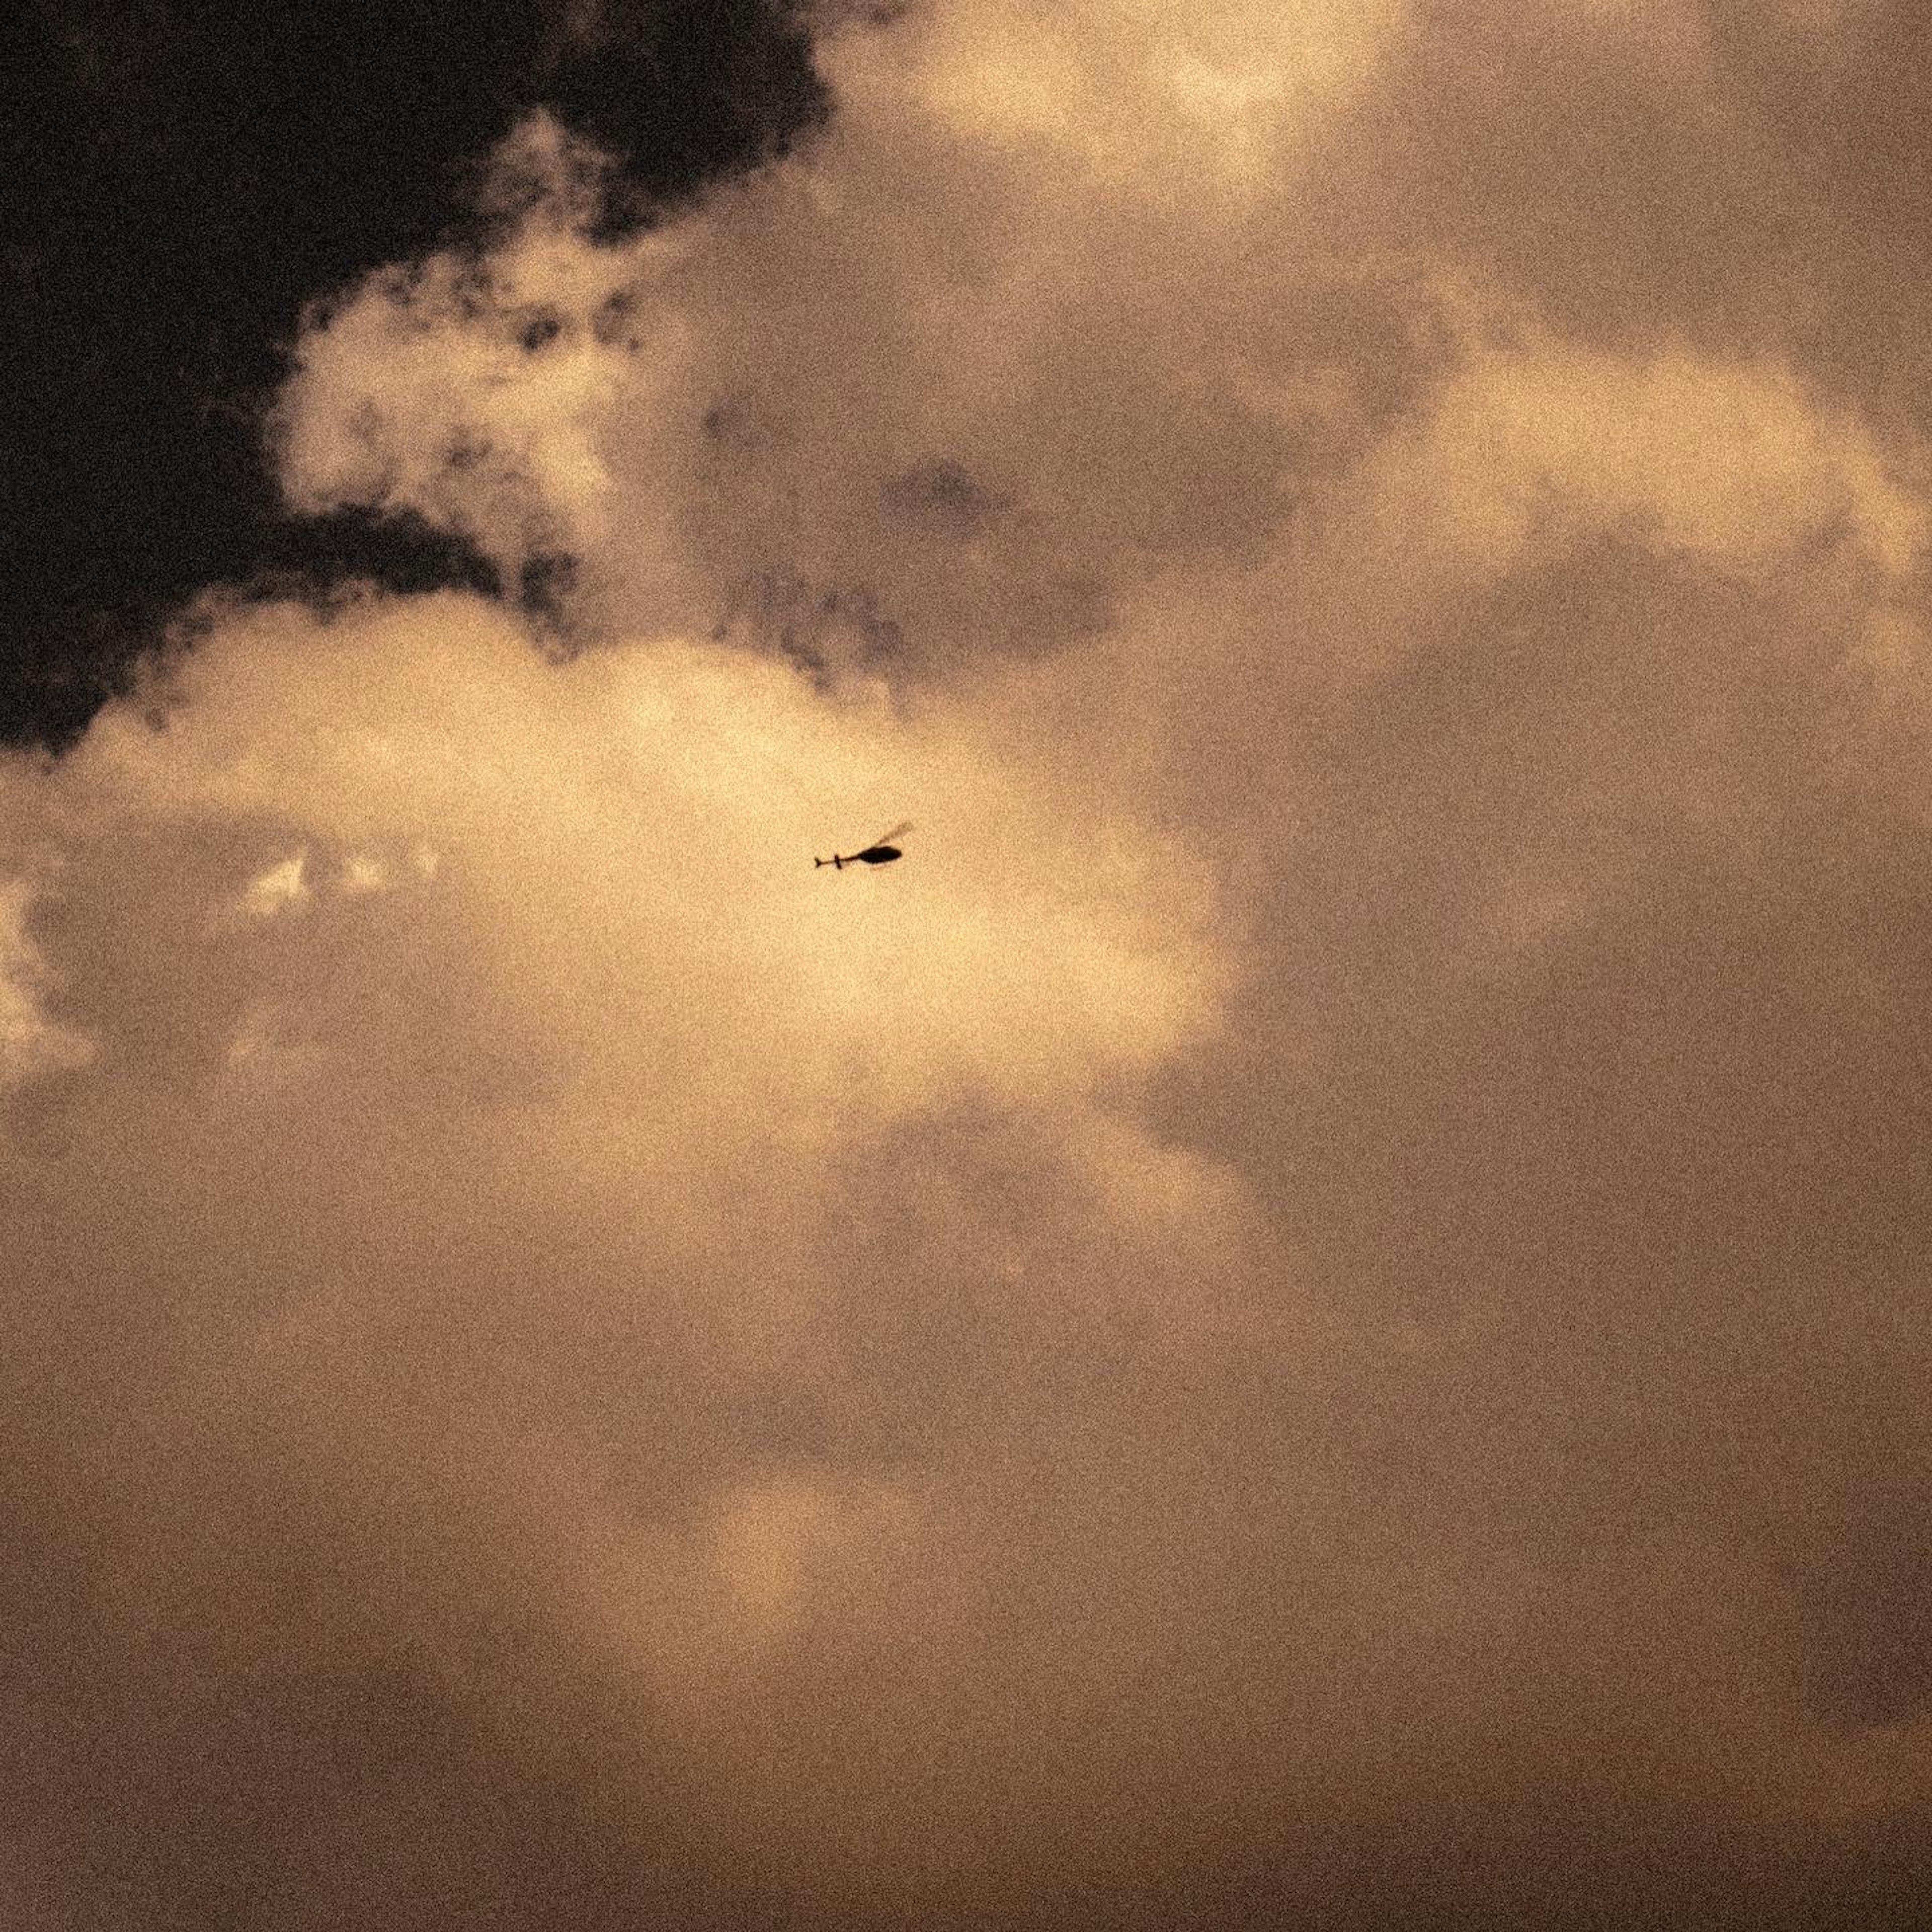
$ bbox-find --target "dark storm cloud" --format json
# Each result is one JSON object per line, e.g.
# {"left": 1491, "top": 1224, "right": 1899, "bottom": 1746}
{"left": 8, "top": 4, "right": 1932, "bottom": 1927}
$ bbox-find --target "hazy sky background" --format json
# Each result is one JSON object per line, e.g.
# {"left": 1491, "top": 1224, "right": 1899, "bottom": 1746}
{"left": 7, "top": 3, "right": 1932, "bottom": 1926}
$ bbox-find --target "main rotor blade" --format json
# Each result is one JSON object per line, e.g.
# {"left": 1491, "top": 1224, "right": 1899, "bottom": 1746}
{"left": 870, "top": 820, "right": 913, "bottom": 847}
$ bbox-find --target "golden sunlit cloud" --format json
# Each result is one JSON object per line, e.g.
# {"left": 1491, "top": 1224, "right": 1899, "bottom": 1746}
{"left": 11, "top": 3, "right": 1932, "bottom": 1925}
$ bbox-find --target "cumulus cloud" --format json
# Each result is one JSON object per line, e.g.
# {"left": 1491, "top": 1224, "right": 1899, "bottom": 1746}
{"left": 11, "top": 2, "right": 1932, "bottom": 1925}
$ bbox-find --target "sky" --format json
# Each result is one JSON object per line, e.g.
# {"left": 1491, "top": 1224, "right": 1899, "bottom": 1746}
{"left": 6, "top": 3, "right": 1932, "bottom": 1926}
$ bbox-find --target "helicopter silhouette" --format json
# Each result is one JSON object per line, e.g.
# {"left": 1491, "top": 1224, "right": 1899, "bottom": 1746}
{"left": 815, "top": 820, "right": 912, "bottom": 870}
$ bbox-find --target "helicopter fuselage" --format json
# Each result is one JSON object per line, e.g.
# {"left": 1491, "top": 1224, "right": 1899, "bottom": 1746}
{"left": 815, "top": 845, "right": 903, "bottom": 869}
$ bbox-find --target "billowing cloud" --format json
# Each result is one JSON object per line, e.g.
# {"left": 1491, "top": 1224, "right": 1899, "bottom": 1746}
{"left": 10, "top": 2, "right": 1932, "bottom": 1925}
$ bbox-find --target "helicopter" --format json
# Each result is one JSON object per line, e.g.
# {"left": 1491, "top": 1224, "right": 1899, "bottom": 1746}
{"left": 815, "top": 820, "right": 912, "bottom": 870}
